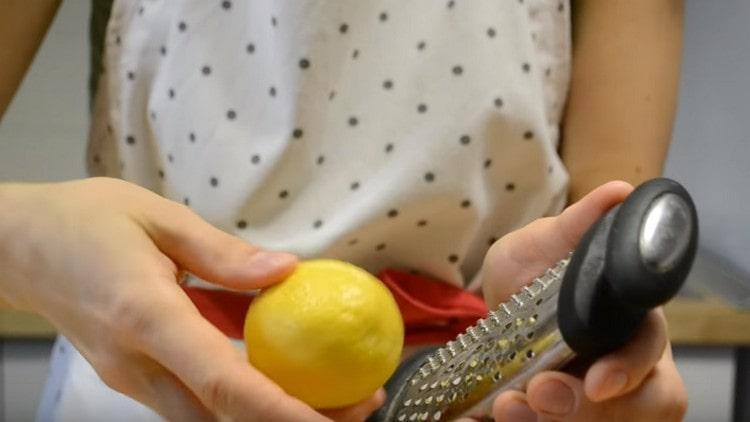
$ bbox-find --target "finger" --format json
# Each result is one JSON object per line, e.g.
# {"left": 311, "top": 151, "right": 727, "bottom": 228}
{"left": 525, "top": 347, "right": 687, "bottom": 421}
{"left": 134, "top": 198, "right": 297, "bottom": 290}
{"left": 320, "top": 389, "right": 386, "bottom": 422}
{"left": 584, "top": 309, "right": 668, "bottom": 402}
{"left": 614, "top": 345, "right": 688, "bottom": 422}
{"left": 133, "top": 287, "right": 328, "bottom": 421}
{"left": 482, "top": 181, "right": 633, "bottom": 306}
{"left": 493, "top": 390, "right": 538, "bottom": 422}
{"left": 137, "top": 363, "right": 216, "bottom": 422}
{"left": 525, "top": 371, "right": 585, "bottom": 420}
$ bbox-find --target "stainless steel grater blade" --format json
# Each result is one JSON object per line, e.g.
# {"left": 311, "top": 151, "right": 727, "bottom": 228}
{"left": 372, "top": 177, "right": 699, "bottom": 422}
{"left": 383, "top": 258, "right": 574, "bottom": 421}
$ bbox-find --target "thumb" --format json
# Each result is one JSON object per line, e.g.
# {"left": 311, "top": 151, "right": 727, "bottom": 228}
{"left": 134, "top": 199, "right": 297, "bottom": 290}
{"left": 482, "top": 181, "right": 633, "bottom": 307}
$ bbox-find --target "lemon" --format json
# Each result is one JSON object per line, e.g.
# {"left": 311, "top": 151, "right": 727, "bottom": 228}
{"left": 243, "top": 259, "right": 404, "bottom": 409}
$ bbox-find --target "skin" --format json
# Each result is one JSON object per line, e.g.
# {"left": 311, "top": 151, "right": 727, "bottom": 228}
{"left": 561, "top": 0, "right": 684, "bottom": 201}
{"left": 0, "top": 179, "right": 383, "bottom": 422}
{"left": 477, "top": 182, "right": 688, "bottom": 421}
{"left": 0, "top": 1, "right": 686, "bottom": 420}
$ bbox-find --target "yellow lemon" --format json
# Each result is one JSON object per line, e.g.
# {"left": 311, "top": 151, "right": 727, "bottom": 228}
{"left": 243, "top": 259, "right": 404, "bottom": 409}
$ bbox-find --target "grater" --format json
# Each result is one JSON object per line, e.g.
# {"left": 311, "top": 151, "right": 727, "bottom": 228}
{"left": 370, "top": 178, "right": 698, "bottom": 421}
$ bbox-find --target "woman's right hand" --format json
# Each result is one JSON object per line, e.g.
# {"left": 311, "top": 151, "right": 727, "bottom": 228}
{"left": 0, "top": 177, "right": 383, "bottom": 421}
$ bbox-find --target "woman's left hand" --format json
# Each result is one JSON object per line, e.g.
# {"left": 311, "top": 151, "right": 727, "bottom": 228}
{"left": 474, "top": 181, "right": 688, "bottom": 422}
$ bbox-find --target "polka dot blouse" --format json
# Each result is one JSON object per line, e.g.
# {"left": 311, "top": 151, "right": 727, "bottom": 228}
{"left": 88, "top": 0, "right": 571, "bottom": 289}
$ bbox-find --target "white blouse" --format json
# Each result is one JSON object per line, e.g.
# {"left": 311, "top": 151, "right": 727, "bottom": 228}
{"left": 88, "top": 0, "right": 571, "bottom": 290}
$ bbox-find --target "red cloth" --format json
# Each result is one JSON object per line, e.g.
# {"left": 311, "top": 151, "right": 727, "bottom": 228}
{"left": 182, "top": 269, "right": 489, "bottom": 345}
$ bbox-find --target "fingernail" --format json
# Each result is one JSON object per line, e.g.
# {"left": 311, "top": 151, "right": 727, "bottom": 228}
{"left": 591, "top": 370, "right": 628, "bottom": 401}
{"left": 500, "top": 399, "right": 536, "bottom": 422}
{"left": 536, "top": 380, "right": 575, "bottom": 416}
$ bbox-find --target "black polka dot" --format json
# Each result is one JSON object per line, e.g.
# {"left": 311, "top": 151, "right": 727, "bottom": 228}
{"left": 522, "top": 62, "right": 531, "bottom": 73}
{"left": 167, "top": 154, "right": 174, "bottom": 163}
{"left": 523, "top": 130, "right": 534, "bottom": 140}
{"left": 545, "top": 67, "right": 552, "bottom": 77}
{"left": 487, "top": 27, "right": 497, "bottom": 38}
{"left": 376, "top": 243, "right": 386, "bottom": 251}
{"left": 417, "top": 103, "right": 428, "bottom": 113}
{"left": 299, "top": 58, "right": 310, "bottom": 69}
{"left": 189, "top": 132, "right": 196, "bottom": 142}
{"left": 488, "top": 236, "right": 498, "bottom": 246}
{"left": 269, "top": 86, "right": 277, "bottom": 97}
{"left": 417, "top": 41, "right": 427, "bottom": 51}
{"left": 317, "top": 155, "right": 325, "bottom": 165}
{"left": 383, "top": 79, "right": 394, "bottom": 90}
{"left": 385, "top": 143, "right": 394, "bottom": 153}
{"left": 484, "top": 158, "right": 492, "bottom": 168}
{"left": 138, "top": 6, "right": 144, "bottom": 15}
{"left": 160, "top": 45, "right": 167, "bottom": 56}
{"left": 379, "top": 12, "right": 388, "bottom": 22}
{"left": 107, "top": 124, "right": 113, "bottom": 134}
{"left": 292, "top": 128, "right": 303, "bottom": 139}
{"left": 424, "top": 172, "right": 435, "bottom": 182}
{"left": 460, "top": 135, "right": 471, "bottom": 145}
{"left": 352, "top": 49, "right": 360, "bottom": 59}
{"left": 348, "top": 238, "right": 358, "bottom": 246}
{"left": 183, "top": 197, "right": 190, "bottom": 206}
{"left": 178, "top": 21, "right": 187, "bottom": 32}
{"left": 126, "top": 135, "right": 135, "bottom": 145}
{"left": 168, "top": 88, "right": 175, "bottom": 99}
{"left": 387, "top": 209, "right": 399, "bottom": 218}
{"left": 494, "top": 97, "right": 504, "bottom": 108}
{"left": 251, "top": 154, "right": 261, "bottom": 164}
{"left": 558, "top": 2, "right": 565, "bottom": 12}
{"left": 115, "top": 35, "right": 121, "bottom": 45}
{"left": 448, "top": 254, "right": 459, "bottom": 264}
{"left": 350, "top": 181, "right": 360, "bottom": 190}
{"left": 150, "top": 111, "right": 156, "bottom": 120}
{"left": 447, "top": 0, "right": 455, "bottom": 8}
{"left": 313, "top": 219, "right": 323, "bottom": 229}
{"left": 210, "top": 177, "right": 219, "bottom": 187}
{"left": 92, "top": 154, "right": 101, "bottom": 164}
{"left": 452, "top": 65, "right": 464, "bottom": 76}
{"left": 246, "top": 43, "right": 255, "bottom": 54}
{"left": 271, "top": 16, "right": 277, "bottom": 27}
{"left": 226, "top": 109, "right": 237, "bottom": 120}
{"left": 329, "top": 90, "right": 336, "bottom": 101}
{"left": 221, "top": 0, "right": 231, "bottom": 10}
{"left": 201, "top": 65, "right": 211, "bottom": 75}
{"left": 505, "top": 182, "right": 516, "bottom": 191}
{"left": 348, "top": 116, "right": 359, "bottom": 127}
{"left": 126, "top": 71, "right": 135, "bottom": 80}
{"left": 236, "top": 220, "right": 247, "bottom": 229}
{"left": 339, "top": 23, "right": 349, "bottom": 33}
{"left": 417, "top": 220, "right": 428, "bottom": 227}
{"left": 461, "top": 199, "right": 471, "bottom": 208}
{"left": 279, "top": 190, "right": 289, "bottom": 199}
{"left": 548, "top": 165, "right": 554, "bottom": 174}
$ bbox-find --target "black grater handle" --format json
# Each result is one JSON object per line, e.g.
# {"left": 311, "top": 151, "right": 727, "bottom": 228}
{"left": 558, "top": 178, "right": 698, "bottom": 359}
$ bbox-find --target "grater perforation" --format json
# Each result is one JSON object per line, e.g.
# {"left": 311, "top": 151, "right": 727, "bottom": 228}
{"left": 387, "top": 258, "right": 572, "bottom": 421}
{"left": 372, "top": 177, "right": 698, "bottom": 422}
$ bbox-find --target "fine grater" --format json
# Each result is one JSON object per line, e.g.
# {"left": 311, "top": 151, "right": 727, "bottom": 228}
{"left": 370, "top": 177, "right": 698, "bottom": 422}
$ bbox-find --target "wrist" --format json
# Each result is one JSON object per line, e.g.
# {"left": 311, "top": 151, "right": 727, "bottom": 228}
{"left": 0, "top": 182, "right": 47, "bottom": 310}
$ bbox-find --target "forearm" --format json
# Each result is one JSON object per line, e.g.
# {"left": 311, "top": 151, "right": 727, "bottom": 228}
{"left": 0, "top": 0, "right": 61, "bottom": 120}
{"left": 561, "top": 0, "right": 684, "bottom": 202}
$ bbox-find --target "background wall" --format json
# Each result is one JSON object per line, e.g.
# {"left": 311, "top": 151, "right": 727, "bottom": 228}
{"left": 1, "top": 1, "right": 747, "bottom": 421}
